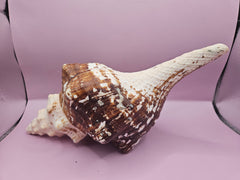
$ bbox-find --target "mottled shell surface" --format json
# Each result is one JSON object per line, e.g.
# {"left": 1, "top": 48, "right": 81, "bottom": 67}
{"left": 60, "top": 64, "right": 155, "bottom": 152}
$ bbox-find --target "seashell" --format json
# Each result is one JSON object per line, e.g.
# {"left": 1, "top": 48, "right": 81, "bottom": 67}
{"left": 27, "top": 43, "right": 229, "bottom": 153}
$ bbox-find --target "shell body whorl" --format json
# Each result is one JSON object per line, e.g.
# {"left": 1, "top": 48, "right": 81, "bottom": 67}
{"left": 61, "top": 63, "right": 161, "bottom": 152}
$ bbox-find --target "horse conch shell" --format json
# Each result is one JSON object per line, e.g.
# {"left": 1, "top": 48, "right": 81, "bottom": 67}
{"left": 27, "top": 43, "right": 229, "bottom": 153}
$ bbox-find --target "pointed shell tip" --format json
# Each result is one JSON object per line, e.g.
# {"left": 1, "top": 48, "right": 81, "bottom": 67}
{"left": 215, "top": 43, "right": 229, "bottom": 53}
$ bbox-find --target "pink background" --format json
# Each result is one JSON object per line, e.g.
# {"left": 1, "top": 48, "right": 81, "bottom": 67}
{"left": 1, "top": 1, "right": 240, "bottom": 180}
{"left": 9, "top": 0, "right": 238, "bottom": 100}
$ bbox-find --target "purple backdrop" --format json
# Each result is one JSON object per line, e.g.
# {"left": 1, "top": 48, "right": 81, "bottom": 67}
{"left": 9, "top": 0, "right": 238, "bottom": 100}
{"left": 1, "top": 1, "right": 240, "bottom": 180}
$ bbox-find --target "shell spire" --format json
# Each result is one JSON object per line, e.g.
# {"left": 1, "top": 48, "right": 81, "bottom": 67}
{"left": 27, "top": 43, "right": 229, "bottom": 153}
